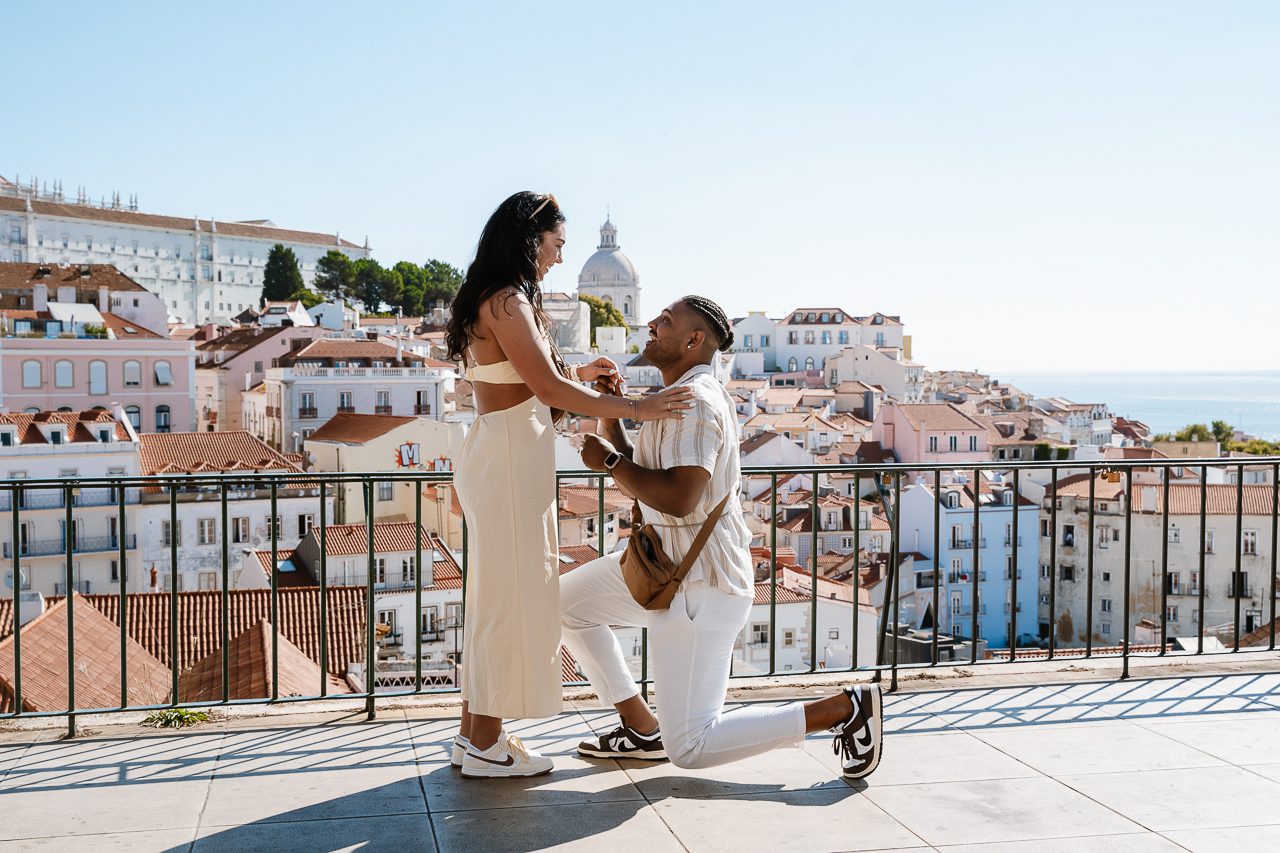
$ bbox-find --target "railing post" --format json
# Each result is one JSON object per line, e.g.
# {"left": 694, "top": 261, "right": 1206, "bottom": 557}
{"left": 1085, "top": 473, "right": 1095, "bottom": 657}
{"left": 319, "top": 481, "right": 329, "bottom": 696}
{"left": 1271, "top": 463, "right": 1278, "bottom": 651}
{"left": 270, "top": 480, "right": 280, "bottom": 701}
{"left": 1198, "top": 467, "right": 1208, "bottom": 655}
{"left": 852, "top": 473, "right": 861, "bottom": 671}
{"left": 931, "top": 469, "right": 939, "bottom": 665}
{"left": 1048, "top": 467, "right": 1059, "bottom": 660}
{"left": 1009, "top": 468, "right": 1020, "bottom": 662}
{"left": 365, "top": 479, "right": 376, "bottom": 721}
{"left": 970, "top": 470, "right": 980, "bottom": 664}
{"left": 9, "top": 484, "right": 21, "bottom": 718}
{"left": 890, "top": 472, "right": 901, "bottom": 692}
{"left": 221, "top": 480, "right": 230, "bottom": 703}
{"left": 118, "top": 481, "right": 129, "bottom": 708}
{"left": 415, "top": 481, "right": 423, "bottom": 694}
{"left": 769, "top": 473, "right": 777, "bottom": 676}
{"left": 809, "top": 476, "right": 818, "bottom": 673}
{"left": 1160, "top": 469, "right": 1170, "bottom": 653}
{"left": 169, "top": 482, "right": 180, "bottom": 705}
{"left": 1233, "top": 466, "right": 1244, "bottom": 652}
{"left": 65, "top": 484, "right": 76, "bottom": 738}
{"left": 1122, "top": 469, "right": 1133, "bottom": 680}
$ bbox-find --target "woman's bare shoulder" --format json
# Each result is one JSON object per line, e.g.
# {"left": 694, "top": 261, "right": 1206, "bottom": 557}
{"left": 481, "top": 286, "right": 532, "bottom": 321}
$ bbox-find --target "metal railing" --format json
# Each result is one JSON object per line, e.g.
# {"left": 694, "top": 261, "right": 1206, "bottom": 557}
{"left": 0, "top": 456, "right": 1276, "bottom": 737}
{"left": 4, "top": 534, "right": 136, "bottom": 558}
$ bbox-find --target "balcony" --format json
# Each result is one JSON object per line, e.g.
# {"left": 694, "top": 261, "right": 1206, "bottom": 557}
{"left": 297, "top": 407, "right": 319, "bottom": 419}
{"left": 414, "top": 404, "right": 432, "bottom": 415}
{"left": 336, "top": 405, "right": 356, "bottom": 414}
{"left": 374, "top": 405, "right": 394, "bottom": 415}
{"left": 950, "top": 538, "right": 987, "bottom": 549}
{"left": 3, "top": 534, "right": 137, "bottom": 558}
{"left": 0, "top": 488, "right": 141, "bottom": 511}
{"left": 3, "top": 664, "right": 1278, "bottom": 850}
{"left": 1003, "top": 536, "right": 1023, "bottom": 547}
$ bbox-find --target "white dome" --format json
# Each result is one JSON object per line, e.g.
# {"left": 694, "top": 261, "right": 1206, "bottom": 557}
{"left": 579, "top": 247, "right": 638, "bottom": 284}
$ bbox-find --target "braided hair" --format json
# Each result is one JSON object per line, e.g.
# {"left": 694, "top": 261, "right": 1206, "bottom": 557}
{"left": 681, "top": 295, "right": 734, "bottom": 352}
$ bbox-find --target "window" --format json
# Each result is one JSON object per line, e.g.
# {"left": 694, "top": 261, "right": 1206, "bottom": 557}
{"left": 1061, "top": 564, "right": 1075, "bottom": 582}
{"left": 1102, "top": 571, "right": 1111, "bottom": 582}
{"left": 782, "top": 629, "right": 795, "bottom": 648}
{"left": 233, "top": 517, "right": 249, "bottom": 543}
{"left": 21, "top": 360, "right": 41, "bottom": 388}
{"left": 123, "top": 360, "right": 142, "bottom": 387}
{"left": 804, "top": 331, "right": 815, "bottom": 345}
{"left": 1206, "top": 530, "right": 1215, "bottom": 554}
{"left": 1101, "top": 598, "right": 1112, "bottom": 613}
{"left": 1168, "top": 525, "right": 1181, "bottom": 544}
{"left": 1040, "top": 563, "right": 1051, "bottom": 579}
{"left": 125, "top": 406, "right": 141, "bottom": 429}
{"left": 1062, "top": 524, "right": 1075, "bottom": 547}
{"left": 376, "top": 390, "right": 390, "bottom": 409}
{"left": 53, "top": 360, "right": 74, "bottom": 388}
{"left": 1040, "top": 519, "right": 1050, "bottom": 538}
{"left": 804, "top": 357, "right": 815, "bottom": 370}
{"left": 200, "top": 243, "right": 212, "bottom": 261}
{"left": 929, "top": 436, "right": 938, "bottom": 453}
{"left": 838, "top": 330, "right": 849, "bottom": 344}
{"left": 743, "top": 334, "right": 753, "bottom": 348}
{"left": 110, "top": 560, "right": 120, "bottom": 582}
{"left": 821, "top": 331, "right": 831, "bottom": 345}
{"left": 1166, "top": 605, "right": 1179, "bottom": 622}
{"left": 788, "top": 331, "right": 798, "bottom": 345}
{"left": 377, "top": 481, "right": 394, "bottom": 502}
{"left": 968, "top": 435, "right": 978, "bottom": 452}
{"left": 761, "top": 335, "right": 770, "bottom": 347}
{"left": 49, "top": 430, "right": 64, "bottom": 445}
{"left": 404, "top": 555, "right": 416, "bottom": 582}
{"left": 197, "top": 518, "right": 216, "bottom": 545}
{"left": 154, "top": 361, "right": 173, "bottom": 386}
{"left": 89, "top": 360, "right": 107, "bottom": 394}
{"left": 339, "top": 391, "right": 353, "bottom": 410}
{"left": 0, "top": 432, "right": 10, "bottom": 447}
{"left": 155, "top": 405, "right": 171, "bottom": 433}
{"left": 751, "top": 623, "right": 769, "bottom": 645}
{"left": 162, "top": 520, "right": 182, "bottom": 547}
{"left": 787, "top": 357, "right": 798, "bottom": 372}
{"left": 1101, "top": 622, "right": 1111, "bottom": 635}
{"left": 1243, "top": 530, "right": 1258, "bottom": 555}
{"left": 948, "top": 435, "right": 958, "bottom": 452}
{"left": 270, "top": 516, "right": 282, "bottom": 539}
{"left": 421, "top": 605, "right": 439, "bottom": 634}
{"left": 298, "top": 514, "right": 314, "bottom": 537}
{"left": 376, "top": 558, "right": 387, "bottom": 584}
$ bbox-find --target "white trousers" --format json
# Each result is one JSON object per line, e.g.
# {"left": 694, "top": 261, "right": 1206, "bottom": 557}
{"left": 561, "top": 552, "right": 806, "bottom": 769}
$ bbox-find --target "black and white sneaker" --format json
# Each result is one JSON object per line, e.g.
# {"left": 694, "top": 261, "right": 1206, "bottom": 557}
{"left": 577, "top": 723, "right": 668, "bottom": 761}
{"left": 832, "top": 684, "right": 883, "bottom": 780}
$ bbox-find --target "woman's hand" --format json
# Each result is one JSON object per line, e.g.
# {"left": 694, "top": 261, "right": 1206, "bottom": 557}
{"left": 576, "top": 357, "right": 620, "bottom": 388}
{"left": 632, "top": 385, "right": 695, "bottom": 421}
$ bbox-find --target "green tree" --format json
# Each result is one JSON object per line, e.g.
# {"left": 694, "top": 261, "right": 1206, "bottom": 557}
{"left": 421, "top": 259, "right": 463, "bottom": 311}
{"left": 292, "top": 288, "right": 324, "bottom": 309}
{"left": 352, "top": 258, "right": 402, "bottom": 313}
{"left": 579, "top": 294, "right": 627, "bottom": 346}
{"left": 393, "top": 261, "right": 427, "bottom": 316}
{"left": 1173, "top": 423, "right": 1214, "bottom": 442}
{"left": 261, "top": 244, "right": 304, "bottom": 307}
{"left": 1211, "top": 420, "right": 1235, "bottom": 447}
{"left": 313, "top": 250, "right": 355, "bottom": 301}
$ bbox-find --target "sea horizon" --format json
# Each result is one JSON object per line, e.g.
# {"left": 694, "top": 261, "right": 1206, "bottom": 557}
{"left": 988, "top": 370, "right": 1280, "bottom": 442}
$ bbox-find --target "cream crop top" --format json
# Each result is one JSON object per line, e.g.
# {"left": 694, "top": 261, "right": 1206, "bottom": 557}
{"left": 464, "top": 348, "right": 524, "bottom": 384}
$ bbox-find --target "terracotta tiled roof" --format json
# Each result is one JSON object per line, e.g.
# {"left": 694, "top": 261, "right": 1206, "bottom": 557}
{"left": 195, "top": 325, "right": 289, "bottom": 363}
{"left": 290, "top": 339, "right": 424, "bottom": 362}
{"left": 0, "top": 262, "right": 149, "bottom": 293}
{"left": 894, "top": 403, "right": 986, "bottom": 432}
{"left": 558, "top": 544, "right": 601, "bottom": 574}
{"left": 100, "top": 311, "right": 166, "bottom": 339}
{"left": 0, "top": 410, "right": 129, "bottom": 444}
{"left": 179, "top": 619, "right": 352, "bottom": 702}
{"left": 753, "top": 582, "right": 810, "bottom": 606}
{"left": 1050, "top": 473, "right": 1127, "bottom": 501}
{"left": 46, "top": 588, "right": 367, "bottom": 678}
{"left": 306, "top": 412, "right": 416, "bottom": 444}
{"left": 558, "top": 485, "right": 630, "bottom": 519}
{"left": 251, "top": 549, "right": 316, "bottom": 588}
{"left": 0, "top": 197, "right": 362, "bottom": 248}
{"left": 0, "top": 594, "right": 171, "bottom": 713}
{"left": 313, "top": 521, "right": 445, "bottom": 558}
{"left": 1140, "top": 483, "right": 1278, "bottom": 516}
{"left": 740, "top": 431, "right": 786, "bottom": 455}
{"left": 778, "top": 308, "right": 858, "bottom": 326}
{"left": 139, "top": 431, "right": 301, "bottom": 475}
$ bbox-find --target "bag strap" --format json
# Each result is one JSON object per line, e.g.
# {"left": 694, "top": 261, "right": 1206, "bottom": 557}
{"left": 672, "top": 491, "right": 735, "bottom": 583}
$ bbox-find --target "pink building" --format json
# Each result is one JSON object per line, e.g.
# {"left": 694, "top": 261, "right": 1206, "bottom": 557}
{"left": 873, "top": 402, "right": 989, "bottom": 465}
{"left": 195, "top": 325, "right": 325, "bottom": 432}
{"left": 0, "top": 263, "right": 195, "bottom": 432}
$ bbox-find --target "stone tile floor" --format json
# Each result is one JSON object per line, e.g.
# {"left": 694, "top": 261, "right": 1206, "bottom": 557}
{"left": 1, "top": 664, "right": 1279, "bottom": 852}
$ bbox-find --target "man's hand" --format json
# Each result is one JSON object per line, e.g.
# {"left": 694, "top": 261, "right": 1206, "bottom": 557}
{"left": 579, "top": 434, "right": 618, "bottom": 472}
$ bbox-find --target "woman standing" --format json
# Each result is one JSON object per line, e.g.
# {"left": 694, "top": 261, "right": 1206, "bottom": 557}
{"left": 444, "top": 192, "right": 693, "bottom": 778}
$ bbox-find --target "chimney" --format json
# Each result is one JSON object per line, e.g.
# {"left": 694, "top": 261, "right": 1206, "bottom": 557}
{"left": 245, "top": 372, "right": 252, "bottom": 392}
{"left": 1141, "top": 486, "right": 1157, "bottom": 513}
{"left": 79, "top": 264, "right": 91, "bottom": 279}
{"left": 396, "top": 337, "right": 403, "bottom": 362}
{"left": 16, "top": 591, "right": 45, "bottom": 627}
{"left": 149, "top": 565, "right": 159, "bottom": 593}
{"left": 98, "top": 285, "right": 110, "bottom": 312}
{"left": 33, "top": 282, "right": 48, "bottom": 311}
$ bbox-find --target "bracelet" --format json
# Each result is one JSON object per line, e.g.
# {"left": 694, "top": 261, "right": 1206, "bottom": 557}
{"left": 567, "top": 363, "right": 581, "bottom": 382}
{"left": 629, "top": 398, "right": 638, "bottom": 420}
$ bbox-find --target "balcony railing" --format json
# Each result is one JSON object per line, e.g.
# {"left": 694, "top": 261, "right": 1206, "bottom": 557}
{"left": 374, "top": 405, "right": 393, "bottom": 415}
{"left": 53, "top": 580, "right": 93, "bottom": 595}
{"left": 4, "top": 534, "right": 137, "bottom": 558}
{"left": 0, "top": 455, "right": 1275, "bottom": 735}
{"left": 336, "top": 405, "right": 355, "bottom": 414}
{"left": 951, "top": 538, "right": 987, "bottom": 549}
{"left": 414, "top": 404, "right": 432, "bottom": 415}
{"left": 0, "top": 488, "right": 142, "bottom": 511}
{"left": 297, "top": 407, "right": 318, "bottom": 419}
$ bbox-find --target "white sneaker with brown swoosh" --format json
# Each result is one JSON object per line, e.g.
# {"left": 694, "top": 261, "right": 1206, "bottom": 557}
{"left": 460, "top": 732, "right": 554, "bottom": 779}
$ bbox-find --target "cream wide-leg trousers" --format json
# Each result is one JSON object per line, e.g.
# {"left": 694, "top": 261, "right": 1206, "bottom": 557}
{"left": 455, "top": 396, "right": 562, "bottom": 719}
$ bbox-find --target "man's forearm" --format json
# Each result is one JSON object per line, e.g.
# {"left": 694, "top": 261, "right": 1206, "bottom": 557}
{"left": 600, "top": 418, "right": 634, "bottom": 459}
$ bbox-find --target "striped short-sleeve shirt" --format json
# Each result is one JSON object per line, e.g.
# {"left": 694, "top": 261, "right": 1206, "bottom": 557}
{"left": 632, "top": 364, "right": 754, "bottom": 597}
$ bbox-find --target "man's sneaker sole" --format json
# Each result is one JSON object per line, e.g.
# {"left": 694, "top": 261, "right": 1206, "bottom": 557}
{"left": 842, "top": 684, "right": 883, "bottom": 780}
{"left": 577, "top": 743, "right": 668, "bottom": 761}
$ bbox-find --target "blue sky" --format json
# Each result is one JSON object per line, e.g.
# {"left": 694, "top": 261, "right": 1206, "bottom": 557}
{"left": 7, "top": 1, "right": 1276, "bottom": 371}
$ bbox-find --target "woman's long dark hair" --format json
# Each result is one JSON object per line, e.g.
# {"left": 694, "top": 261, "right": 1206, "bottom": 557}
{"left": 446, "top": 191, "right": 565, "bottom": 363}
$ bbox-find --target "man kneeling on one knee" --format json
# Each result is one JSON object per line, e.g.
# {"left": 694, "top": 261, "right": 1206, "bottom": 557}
{"left": 562, "top": 296, "right": 884, "bottom": 779}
